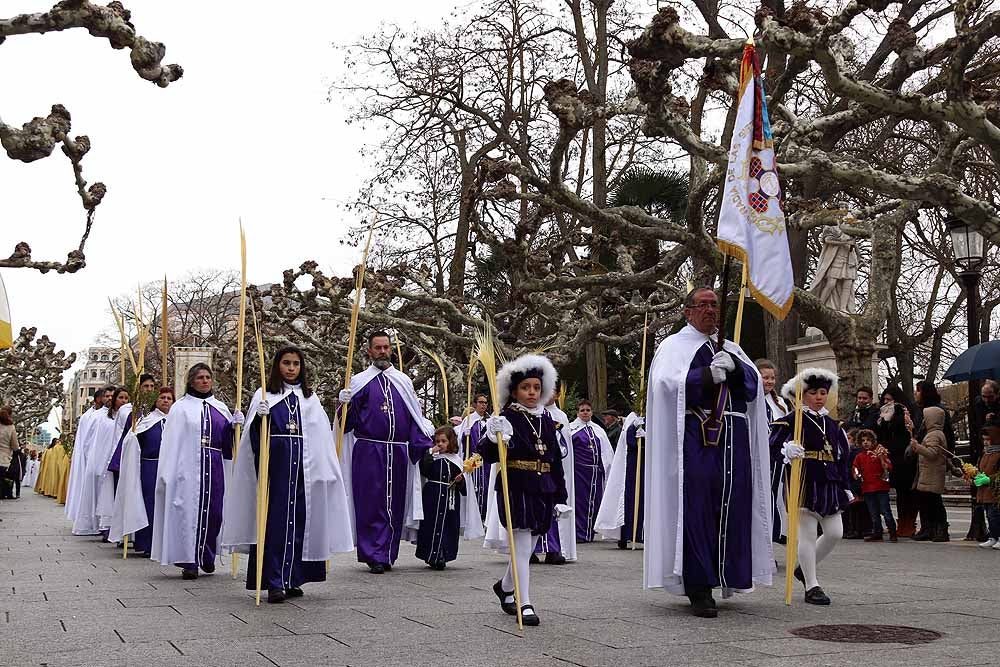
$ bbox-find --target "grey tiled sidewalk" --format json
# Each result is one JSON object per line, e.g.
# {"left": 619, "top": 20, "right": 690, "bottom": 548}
{"left": 2, "top": 492, "right": 999, "bottom": 666}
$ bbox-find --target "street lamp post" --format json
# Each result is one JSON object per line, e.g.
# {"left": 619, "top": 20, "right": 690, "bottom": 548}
{"left": 946, "top": 217, "right": 987, "bottom": 541}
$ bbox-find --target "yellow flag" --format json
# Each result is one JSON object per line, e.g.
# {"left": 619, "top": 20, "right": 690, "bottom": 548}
{"left": 0, "top": 272, "right": 12, "bottom": 350}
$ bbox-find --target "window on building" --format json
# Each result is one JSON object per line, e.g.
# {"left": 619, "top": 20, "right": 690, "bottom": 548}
{"left": 101, "top": 354, "right": 109, "bottom": 361}
{"left": 91, "top": 370, "right": 97, "bottom": 379}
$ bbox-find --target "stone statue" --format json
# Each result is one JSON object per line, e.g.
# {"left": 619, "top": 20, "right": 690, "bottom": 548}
{"left": 810, "top": 225, "right": 859, "bottom": 313}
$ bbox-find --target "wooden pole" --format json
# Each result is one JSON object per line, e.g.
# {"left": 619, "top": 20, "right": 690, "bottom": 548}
{"left": 251, "top": 299, "right": 269, "bottom": 606}
{"left": 476, "top": 328, "right": 523, "bottom": 630}
{"left": 335, "top": 225, "right": 375, "bottom": 459}
{"left": 161, "top": 276, "right": 169, "bottom": 387}
{"left": 784, "top": 378, "right": 805, "bottom": 606}
{"left": 396, "top": 337, "right": 404, "bottom": 372}
{"left": 631, "top": 312, "right": 649, "bottom": 549}
{"left": 232, "top": 223, "right": 248, "bottom": 579}
{"left": 733, "top": 262, "right": 749, "bottom": 346}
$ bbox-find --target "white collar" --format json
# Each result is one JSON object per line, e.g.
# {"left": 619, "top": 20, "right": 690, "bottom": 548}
{"left": 805, "top": 407, "right": 830, "bottom": 417}
{"left": 512, "top": 402, "right": 545, "bottom": 416}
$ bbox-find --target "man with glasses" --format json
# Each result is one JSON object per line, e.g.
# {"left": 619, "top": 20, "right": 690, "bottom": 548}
{"left": 454, "top": 394, "right": 491, "bottom": 521}
{"left": 643, "top": 287, "right": 773, "bottom": 618}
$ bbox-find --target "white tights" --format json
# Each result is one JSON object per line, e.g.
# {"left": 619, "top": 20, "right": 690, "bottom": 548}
{"left": 501, "top": 529, "right": 538, "bottom": 612}
{"left": 797, "top": 510, "right": 843, "bottom": 590}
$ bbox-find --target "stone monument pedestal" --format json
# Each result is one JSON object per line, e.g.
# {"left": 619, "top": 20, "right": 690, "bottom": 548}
{"left": 173, "top": 347, "right": 216, "bottom": 398}
{"left": 788, "top": 332, "right": 885, "bottom": 419}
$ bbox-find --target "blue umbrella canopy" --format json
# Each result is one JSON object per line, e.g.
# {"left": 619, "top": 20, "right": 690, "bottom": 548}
{"left": 942, "top": 340, "right": 1000, "bottom": 382}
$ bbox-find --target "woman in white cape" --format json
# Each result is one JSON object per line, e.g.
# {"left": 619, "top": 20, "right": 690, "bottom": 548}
{"left": 223, "top": 346, "right": 353, "bottom": 603}
{"left": 151, "top": 364, "right": 243, "bottom": 580}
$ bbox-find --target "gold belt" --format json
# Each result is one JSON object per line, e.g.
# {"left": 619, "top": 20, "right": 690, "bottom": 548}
{"left": 508, "top": 460, "right": 551, "bottom": 473}
{"left": 803, "top": 451, "right": 834, "bottom": 462}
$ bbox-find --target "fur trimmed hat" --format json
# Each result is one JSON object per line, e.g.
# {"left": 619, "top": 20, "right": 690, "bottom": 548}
{"left": 495, "top": 354, "right": 558, "bottom": 406}
{"left": 780, "top": 367, "right": 839, "bottom": 401}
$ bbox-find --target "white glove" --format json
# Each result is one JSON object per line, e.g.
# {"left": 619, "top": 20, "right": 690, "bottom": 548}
{"left": 781, "top": 441, "right": 805, "bottom": 464}
{"left": 256, "top": 400, "right": 269, "bottom": 417}
{"left": 231, "top": 410, "right": 245, "bottom": 426}
{"left": 635, "top": 427, "right": 647, "bottom": 438}
{"left": 485, "top": 415, "right": 514, "bottom": 442}
{"left": 709, "top": 351, "right": 736, "bottom": 384}
{"left": 338, "top": 389, "right": 352, "bottom": 403}
{"left": 554, "top": 503, "right": 573, "bottom": 518}
{"left": 845, "top": 490, "right": 855, "bottom": 503}
{"left": 634, "top": 416, "right": 645, "bottom": 428}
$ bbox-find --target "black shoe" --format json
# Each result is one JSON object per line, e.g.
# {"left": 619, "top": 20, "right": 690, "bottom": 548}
{"left": 520, "top": 604, "right": 540, "bottom": 626}
{"left": 529, "top": 553, "right": 540, "bottom": 564}
{"left": 368, "top": 563, "right": 385, "bottom": 574}
{"left": 201, "top": 561, "right": 215, "bottom": 574}
{"left": 267, "top": 588, "right": 286, "bottom": 604}
{"left": 383, "top": 563, "right": 392, "bottom": 572}
{"left": 805, "top": 586, "right": 831, "bottom": 605}
{"left": 688, "top": 594, "right": 718, "bottom": 618}
{"left": 430, "top": 561, "right": 447, "bottom": 571}
{"left": 617, "top": 539, "right": 628, "bottom": 550}
{"left": 544, "top": 552, "right": 566, "bottom": 565}
{"left": 912, "top": 529, "right": 931, "bottom": 542}
{"left": 285, "top": 587, "right": 304, "bottom": 598}
{"left": 776, "top": 535, "right": 787, "bottom": 545}
{"left": 181, "top": 568, "right": 198, "bottom": 580}
{"left": 493, "top": 580, "right": 517, "bottom": 616}
{"left": 793, "top": 565, "right": 805, "bottom": 587}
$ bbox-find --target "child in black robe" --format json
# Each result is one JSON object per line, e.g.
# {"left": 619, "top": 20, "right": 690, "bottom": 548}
{"left": 415, "top": 426, "right": 466, "bottom": 569}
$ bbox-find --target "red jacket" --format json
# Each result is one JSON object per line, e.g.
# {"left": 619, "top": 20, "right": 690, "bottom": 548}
{"left": 853, "top": 450, "right": 892, "bottom": 494}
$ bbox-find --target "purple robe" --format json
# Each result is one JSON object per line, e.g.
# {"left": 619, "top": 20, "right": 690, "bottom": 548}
{"left": 770, "top": 411, "right": 851, "bottom": 517}
{"left": 415, "top": 454, "right": 465, "bottom": 564}
{"left": 345, "top": 372, "right": 432, "bottom": 565}
{"left": 480, "top": 406, "right": 568, "bottom": 536}
{"left": 461, "top": 417, "right": 489, "bottom": 521}
{"left": 573, "top": 423, "right": 606, "bottom": 542}
{"left": 246, "top": 394, "right": 325, "bottom": 590}
{"left": 682, "top": 341, "right": 756, "bottom": 590}
{"left": 622, "top": 422, "right": 644, "bottom": 543}
{"left": 178, "top": 402, "right": 233, "bottom": 572}
{"left": 133, "top": 419, "right": 164, "bottom": 554}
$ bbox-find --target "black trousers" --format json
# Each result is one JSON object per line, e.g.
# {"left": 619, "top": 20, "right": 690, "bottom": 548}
{"left": 916, "top": 490, "right": 947, "bottom": 527}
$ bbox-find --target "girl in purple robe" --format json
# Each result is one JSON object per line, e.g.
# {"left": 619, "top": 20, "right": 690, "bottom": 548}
{"left": 133, "top": 388, "right": 173, "bottom": 555}
{"left": 770, "top": 368, "right": 851, "bottom": 606}
{"left": 415, "top": 426, "right": 466, "bottom": 570}
{"left": 484, "top": 354, "right": 570, "bottom": 627}
{"left": 568, "top": 400, "right": 611, "bottom": 542}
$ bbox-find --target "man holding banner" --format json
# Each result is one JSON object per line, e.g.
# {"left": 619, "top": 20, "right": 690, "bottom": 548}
{"left": 644, "top": 38, "right": 794, "bottom": 618}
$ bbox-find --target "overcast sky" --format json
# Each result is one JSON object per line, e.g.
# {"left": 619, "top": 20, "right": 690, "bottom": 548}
{"left": 1, "top": 1, "right": 457, "bottom": 367}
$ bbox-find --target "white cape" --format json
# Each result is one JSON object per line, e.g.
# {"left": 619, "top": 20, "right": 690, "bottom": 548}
{"left": 483, "top": 404, "right": 576, "bottom": 560}
{"left": 453, "top": 412, "right": 487, "bottom": 459}
{"left": 22, "top": 459, "right": 39, "bottom": 489}
{"left": 95, "top": 404, "right": 134, "bottom": 529}
{"left": 109, "top": 409, "right": 166, "bottom": 543}
{"left": 223, "top": 387, "right": 355, "bottom": 560}
{"left": 643, "top": 324, "right": 773, "bottom": 595}
{"left": 151, "top": 394, "right": 233, "bottom": 566}
{"left": 595, "top": 411, "right": 641, "bottom": 539}
{"left": 72, "top": 408, "right": 116, "bottom": 535}
{"left": 66, "top": 406, "right": 102, "bottom": 521}
{"left": 338, "top": 366, "right": 430, "bottom": 544}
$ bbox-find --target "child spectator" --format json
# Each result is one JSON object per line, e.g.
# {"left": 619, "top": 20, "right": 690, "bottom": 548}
{"left": 852, "top": 429, "right": 896, "bottom": 542}
{"left": 976, "top": 420, "right": 1000, "bottom": 550}
{"left": 842, "top": 430, "right": 870, "bottom": 539}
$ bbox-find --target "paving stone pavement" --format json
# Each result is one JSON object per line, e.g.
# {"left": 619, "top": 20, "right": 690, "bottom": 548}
{"left": 2, "top": 492, "right": 999, "bottom": 667}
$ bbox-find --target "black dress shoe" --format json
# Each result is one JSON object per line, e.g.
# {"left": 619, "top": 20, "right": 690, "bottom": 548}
{"left": 520, "top": 604, "right": 540, "bottom": 626}
{"left": 383, "top": 563, "right": 392, "bottom": 572}
{"left": 285, "top": 587, "right": 304, "bottom": 598}
{"left": 368, "top": 563, "right": 385, "bottom": 574}
{"left": 804, "top": 586, "right": 831, "bottom": 605}
{"left": 689, "top": 595, "right": 718, "bottom": 618}
{"left": 617, "top": 539, "right": 628, "bottom": 550}
{"left": 202, "top": 562, "right": 216, "bottom": 574}
{"left": 544, "top": 552, "right": 566, "bottom": 565}
{"left": 776, "top": 535, "right": 787, "bottom": 545}
{"left": 493, "top": 580, "right": 517, "bottom": 616}
{"left": 430, "top": 561, "right": 446, "bottom": 571}
{"left": 181, "top": 568, "right": 198, "bottom": 580}
{"left": 267, "top": 588, "right": 287, "bottom": 604}
{"left": 529, "top": 553, "right": 540, "bottom": 564}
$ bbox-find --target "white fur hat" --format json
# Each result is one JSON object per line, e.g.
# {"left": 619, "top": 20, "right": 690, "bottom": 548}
{"left": 495, "top": 354, "right": 558, "bottom": 406}
{"left": 780, "top": 367, "right": 839, "bottom": 401}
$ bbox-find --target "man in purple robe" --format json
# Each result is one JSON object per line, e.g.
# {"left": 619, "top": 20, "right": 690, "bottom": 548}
{"left": 567, "top": 400, "right": 613, "bottom": 542}
{"left": 339, "top": 332, "right": 433, "bottom": 574}
{"left": 456, "top": 394, "right": 490, "bottom": 520}
{"left": 644, "top": 287, "right": 773, "bottom": 618}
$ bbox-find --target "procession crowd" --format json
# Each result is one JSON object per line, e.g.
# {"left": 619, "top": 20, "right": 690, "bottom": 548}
{"left": 5, "top": 287, "right": 1000, "bottom": 624}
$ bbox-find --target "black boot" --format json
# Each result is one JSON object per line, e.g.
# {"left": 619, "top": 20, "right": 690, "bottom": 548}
{"left": 685, "top": 586, "right": 718, "bottom": 618}
{"left": 544, "top": 552, "right": 566, "bottom": 565}
{"left": 931, "top": 523, "right": 950, "bottom": 542}
{"left": 912, "top": 525, "right": 931, "bottom": 541}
